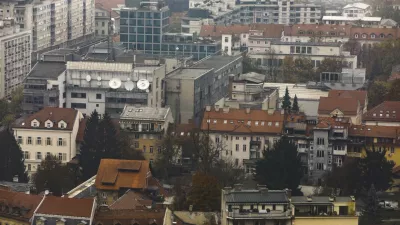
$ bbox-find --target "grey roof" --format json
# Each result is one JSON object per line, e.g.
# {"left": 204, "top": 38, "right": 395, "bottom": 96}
{"left": 225, "top": 190, "right": 289, "bottom": 203}
{"left": 27, "top": 62, "right": 66, "bottom": 79}
{"left": 291, "top": 196, "right": 354, "bottom": 204}
{"left": 271, "top": 41, "right": 342, "bottom": 47}
{"left": 167, "top": 68, "right": 212, "bottom": 80}
{"left": 238, "top": 72, "right": 265, "bottom": 83}
{"left": 32, "top": 215, "right": 90, "bottom": 225}
{"left": 0, "top": 181, "right": 32, "bottom": 193}
{"left": 192, "top": 55, "right": 242, "bottom": 72}
{"left": 120, "top": 105, "right": 171, "bottom": 121}
{"left": 44, "top": 48, "right": 77, "bottom": 55}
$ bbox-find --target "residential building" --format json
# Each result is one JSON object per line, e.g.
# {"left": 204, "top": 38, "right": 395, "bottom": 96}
{"left": 249, "top": 41, "right": 358, "bottom": 70}
{"left": 95, "top": 4, "right": 112, "bottom": 37}
{"left": 363, "top": 101, "right": 400, "bottom": 126}
{"left": 318, "top": 95, "right": 363, "bottom": 125}
{"left": 65, "top": 61, "right": 166, "bottom": 117}
{"left": 311, "top": 68, "right": 367, "bottom": 91}
{"left": 23, "top": 49, "right": 81, "bottom": 113}
{"left": 94, "top": 159, "right": 151, "bottom": 205}
{"left": 291, "top": 196, "right": 358, "bottom": 225}
{"left": 201, "top": 106, "right": 284, "bottom": 172}
{"left": 221, "top": 185, "right": 293, "bottom": 225}
{"left": 349, "top": 27, "right": 399, "bottom": 47}
{"left": 327, "top": 90, "right": 368, "bottom": 113}
{"left": 164, "top": 208, "right": 219, "bottom": 225}
{"left": 94, "top": 207, "right": 165, "bottom": 225}
{"left": 13, "top": 107, "right": 83, "bottom": 176}
{"left": 325, "top": 10, "right": 341, "bottom": 17}
{"left": 215, "top": 73, "right": 279, "bottom": 110}
{"left": 281, "top": 24, "right": 351, "bottom": 43}
{"left": 347, "top": 124, "right": 400, "bottom": 165}
{"left": 119, "top": 0, "right": 220, "bottom": 60}
{"left": 0, "top": 189, "right": 42, "bottom": 225}
{"left": 14, "top": 0, "right": 95, "bottom": 53}
{"left": 119, "top": 105, "right": 174, "bottom": 161}
{"left": 342, "top": 3, "right": 372, "bottom": 18}
{"left": 32, "top": 196, "right": 96, "bottom": 225}
{"left": 165, "top": 55, "right": 243, "bottom": 125}
{"left": 322, "top": 16, "right": 381, "bottom": 27}
{"left": 0, "top": 9, "right": 31, "bottom": 99}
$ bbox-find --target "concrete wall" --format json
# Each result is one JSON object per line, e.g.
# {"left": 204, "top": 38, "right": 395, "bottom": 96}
{"left": 295, "top": 217, "right": 358, "bottom": 225}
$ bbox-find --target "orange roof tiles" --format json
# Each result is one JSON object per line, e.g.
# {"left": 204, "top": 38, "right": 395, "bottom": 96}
{"left": 318, "top": 97, "right": 359, "bottom": 115}
{"left": 14, "top": 107, "right": 79, "bottom": 130}
{"left": 364, "top": 101, "right": 400, "bottom": 122}
{"left": 94, "top": 209, "right": 165, "bottom": 225}
{"left": 109, "top": 190, "right": 152, "bottom": 210}
{"left": 201, "top": 108, "right": 284, "bottom": 134}
{"left": 284, "top": 24, "right": 352, "bottom": 37}
{"left": 0, "top": 189, "right": 42, "bottom": 221}
{"left": 36, "top": 196, "right": 94, "bottom": 218}
{"left": 95, "top": 159, "right": 150, "bottom": 191}
{"left": 199, "top": 24, "right": 284, "bottom": 39}
{"left": 349, "top": 124, "right": 400, "bottom": 139}
{"left": 350, "top": 27, "right": 398, "bottom": 41}
{"left": 328, "top": 90, "right": 367, "bottom": 109}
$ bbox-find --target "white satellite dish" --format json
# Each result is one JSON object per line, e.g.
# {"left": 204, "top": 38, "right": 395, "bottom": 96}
{"left": 97, "top": 81, "right": 102, "bottom": 86}
{"left": 97, "top": 76, "right": 102, "bottom": 81}
{"left": 109, "top": 78, "right": 122, "bottom": 89}
{"left": 137, "top": 79, "right": 150, "bottom": 90}
{"left": 125, "top": 80, "right": 135, "bottom": 91}
{"left": 127, "top": 77, "right": 131, "bottom": 81}
{"left": 86, "top": 75, "right": 91, "bottom": 82}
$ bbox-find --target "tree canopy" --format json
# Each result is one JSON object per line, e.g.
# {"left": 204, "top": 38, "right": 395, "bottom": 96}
{"left": 360, "top": 184, "right": 381, "bottom": 225}
{"left": 292, "top": 94, "right": 299, "bottom": 113}
{"left": 254, "top": 136, "right": 304, "bottom": 195}
{"left": 281, "top": 87, "right": 291, "bottom": 112}
{"left": 186, "top": 172, "right": 221, "bottom": 212}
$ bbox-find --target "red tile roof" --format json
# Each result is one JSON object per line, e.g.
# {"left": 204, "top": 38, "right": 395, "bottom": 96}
{"left": 284, "top": 24, "right": 352, "bottom": 37}
{"left": 199, "top": 24, "right": 284, "bottom": 39}
{"left": 94, "top": 209, "right": 165, "bottom": 225}
{"left": 95, "top": 159, "right": 150, "bottom": 191}
{"left": 349, "top": 124, "right": 400, "bottom": 139}
{"left": 201, "top": 108, "right": 284, "bottom": 134}
{"left": 36, "top": 196, "right": 95, "bottom": 218}
{"left": 14, "top": 107, "right": 79, "bottom": 131}
{"left": 363, "top": 101, "right": 400, "bottom": 122}
{"left": 350, "top": 27, "right": 398, "bottom": 41}
{"left": 318, "top": 97, "right": 360, "bottom": 115}
{"left": 328, "top": 90, "right": 367, "bottom": 109}
{"left": 0, "top": 189, "right": 42, "bottom": 221}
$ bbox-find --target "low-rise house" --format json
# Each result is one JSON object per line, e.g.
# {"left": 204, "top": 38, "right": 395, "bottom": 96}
{"left": 13, "top": 107, "right": 83, "bottom": 176}
{"left": 221, "top": 185, "right": 293, "bottom": 225}
{"left": 327, "top": 90, "right": 368, "bottom": 114}
{"left": 0, "top": 189, "right": 42, "bottom": 225}
{"left": 291, "top": 196, "right": 358, "bottom": 225}
{"left": 318, "top": 96, "right": 362, "bottom": 125}
{"left": 363, "top": 101, "right": 400, "bottom": 126}
{"left": 119, "top": 106, "right": 174, "bottom": 161}
{"left": 32, "top": 196, "right": 96, "bottom": 225}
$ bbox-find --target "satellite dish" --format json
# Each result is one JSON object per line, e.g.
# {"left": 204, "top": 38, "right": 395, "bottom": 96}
{"left": 109, "top": 78, "right": 122, "bottom": 89}
{"left": 97, "top": 81, "right": 102, "bottom": 86}
{"left": 125, "top": 80, "right": 135, "bottom": 91}
{"left": 86, "top": 75, "right": 91, "bottom": 82}
{"left": 97, "top": 76, "right": 102, "bottom": 81}
{"left": 137, "top": 79, "right": 150, "bottom": 90}
{"left": 146, "top": 89, "right": 149, "bottom": 93}
{"left": 127, "top": 77, "right": 131, "bottom": 81}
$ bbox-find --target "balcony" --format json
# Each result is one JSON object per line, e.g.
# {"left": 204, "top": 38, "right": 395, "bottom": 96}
{"left": 227, "top": 210, "right": 292, "bottom": 219}
{"left": 347, "top": 152, "right": 362, "bottom": 158}
{"left": 333, "top": 150, "right": 346, "bottom": 156}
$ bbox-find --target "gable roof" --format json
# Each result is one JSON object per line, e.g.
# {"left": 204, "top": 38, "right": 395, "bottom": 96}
{"left": 109, "top": 190, "right": 152, "bottom": 210}
{"left": 94, "top": 209, "right": 165, "bottom": 225}
{"left": 283, "top": 24, "right": 351, "bottom": 37}
{"left": 318, "top": 97, "right": 359, "bottom": 115}
{"left": 363, "top": 101, "right": 400, "bottom": 122}
{"left": 0, "top": 189, "right": 43, "bottom": 221}
{"left": 201, "top": 108, "right": 284, "bottom": 134}
{"left": 14, "top": 107, "right": 79, "bottom": 131}
{"left": 36, "top": 196, "right": 94, "bottom": 218}
{"left": 349, "top": 124, "right": 400, "bottom": 139}
{"left": 328, "top": 90, "right": 367, "bottom": 109}
{"left": 95, "top": 159, "right": 150, "bottom": 191}
{"left": 350, "top": 27, "right": 398, "bottom": 40}
{"left": 344, "top": 3, "right": 370, "bottom": 9}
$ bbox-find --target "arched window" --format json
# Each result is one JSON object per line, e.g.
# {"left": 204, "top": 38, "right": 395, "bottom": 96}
{"left": 388, "top": 34, "right": 393, "bottom": 38}
{"left": 380, "top": 33, "right": 385, "bottom": 38}
{"left": 330, "top": 31, "right": 337, "bottom": 36}
{"left": 361, "top": 33, "right": 367, "bottom": 38}
{"left": 307, "top": 30, "right": 314, "bottom": 35}
{"left": 354, "top": 33, "right": 359, "bottom": 38}
{"left": 370, "top": 33, "right": 376, "bottom": 39}
{"left": 298, "top": 30, "right": 305, "bottom": 35}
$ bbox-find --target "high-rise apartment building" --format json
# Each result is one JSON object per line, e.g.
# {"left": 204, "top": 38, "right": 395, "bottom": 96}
{"left": 0, "top": 2, "right": 31, "bottom": 99}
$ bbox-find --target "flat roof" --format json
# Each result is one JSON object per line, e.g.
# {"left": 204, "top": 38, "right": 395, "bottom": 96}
{"left": 27, "top": 61, "right": 66, "bottom": 79}
{"left": 120, "top": 105, "right": 170, "bottom": 121}
{"left": 193, "top": 55, "right": 242, "bottom": 72}
{"left": 272, "top": 41, "right": 342, "bottom": 47}
{"left": 44, "top": 48, "right": 77, "bottom": 55}
{"left": 167, "top": 68, "right": 212, "bottom": 80}
{"left": 322, "top": 16, "right": 381, "bottom": 22}
{"left": 263, "top": 83, "right": 329, "bottom": 100}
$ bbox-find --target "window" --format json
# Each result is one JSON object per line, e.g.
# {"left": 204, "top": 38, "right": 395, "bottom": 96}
{"left": 57, "top": 138, "right": 64, "bottom": 146}
{"left": 317, "top": 138, "right": 324, "bottom": 145}
{"left": 27, "top": 137, "right": 32, "bottom": 145}
{"left": 354, "top": 33, "right": 359, "bottom": 38}
{"left": 46, "top": 152, "right": 51, "bottom": 159}
{"left": 236, "top": 144, "right": 239, "bottom": 151}
{"left": 58, "top": 153, "right": 63, "bottom": 160}
{"left": 71, "top": 103, "right": 86, "bottom": 109}
{"left": 317, "top": 163, "right": 324, "bottom": 170}
{"left": 24, "top": 151, "right": 30, "bottom": 159}
{"left": 236, "top": 137, "right": 239, "bottom": 140}
{"left": 215, "top": 137, "right": 220, "bottom": 143}
{"left": 17, "top": 136, "right": 23, "bottom": 144}
{"left": 46, "top": 137, "right": 52, "bottom": 146}
{"left": 235, "top": 158, "right": 239, "bottom": 166}
{"left": 391, "top": 147, "right": 395, "bottom": 154}
{"left": 71, "top": 92, "right": 86, "bottom": 98}
{"left": 28, "top": 164, "right": 31, "bottom": 171}
{"left": 150, "top": 146, "right": 154, "bottom": 153}
{"left": 36, "top": 152, "right": 42, "bottom": 160}
{"left": 243, "top": 145, "right": 247, "bottom": 152}
{"left": 143, "top": 146, "right": 146, "bottom": 152}
{"left": 317, "top": 150, "right": 325, "bottom": 157}
{"left": 96, "top": 94, "right": 102, "bottom": 99}
{"left": 224, "top": 37, "right": 229, "bottom": 42}
{"left": 134, "top": 142, "right": 139, "bottom": 148}
{"left": 243, "top": 137, "right": 247, "bottom": 140}
{"left": 158, "top": 146, "right": 161, "bottom": 153}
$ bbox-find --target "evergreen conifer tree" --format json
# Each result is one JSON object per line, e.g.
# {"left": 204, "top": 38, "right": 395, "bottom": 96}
{"left": 292, "top": 94, "right": 299, "bottom": 113}
{"left": 0, "top": 129, "right": 28, "bottom": 182}
{"left": 98, "top": 113, "right": 120, "bottom": 159}
{"left": 281, "top": 86, "right": 291, "bottom": 111}
{"left": 79, "top": 110, "right": 100, "bottom": 180}
{"left": 360, "top": 184, "right": 381, "bottom": 225}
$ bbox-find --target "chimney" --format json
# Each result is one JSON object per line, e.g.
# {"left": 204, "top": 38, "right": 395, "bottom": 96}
{"left": 267, "top": 109, "right": 274, "bottom": 115}
{"left": 215, "top": 105, "right": 220, "bottom": 112}
{"left": 257, "top": 184, "right": 268, "bottom": 194}
{"left": 223, "top": 106, "right": 230, "bottom": 113}
{"left": 281, "top": 109, "right": 285, "bottom": 115}
{"left": 228, "top": 74, "right": 235, "bottom": 99}
{"left": 224, "top": 186, "right": 233, "bottom": 194}
{"left": 285, "top": 188, "right": 292, "bottom": 199}
{"left": 233, "top": 184, "right": 243, "bottom": 191}
{"left": 206, "top": 106, "right": 211, "bottom": 111}
{"left": 245, "top": 108, "right": 251, "bottom": 114}
{"left": 12, "top": 175, "right": 18, "bottom": 183}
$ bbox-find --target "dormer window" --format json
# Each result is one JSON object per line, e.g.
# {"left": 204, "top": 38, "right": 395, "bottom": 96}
{"left": 58, "top": 121, "right": 66, "bottom": 129}
{"left": 371, "top": 33, "right": 376, "bottom": 39}
{"left": 31, "top": 119, "right": 40, "bottom": 127}
{"left": 46, "top": 122, "right": 52, "bottom": 128}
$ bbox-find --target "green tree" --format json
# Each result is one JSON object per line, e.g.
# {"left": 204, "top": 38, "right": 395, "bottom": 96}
{"left": 0, "top": 129, "right": 28, "bottom": 182}
{"left": 292, "top": 94, "right": 299, "bottom": 113}
{"left": 281, "top": 87, "right": 291, "bottom": 112}
{"left": 186, "top": 172, "right": 221, "bottom": 212}
{"left": 316, "top": 57, "right": 343, "bottom": 75}
{"left": 368, "top": 81, "right": 390, "bottom": 109}
{"left": 98, "top": 113, "right": 120, "bottom": 159}
{"left": 33, "top": 155, "right": 75, "bottom": 196}
{"left": 153, "top": 131, "right": 180, "bottom": 180}
{"left": 254, "top": 136, "right": 304, "bottom": 195}
{"left": 172, "top": 177, "right": 188, "bottom": 211}
{"left": 360, "top": 184, "right": 381, "bottom": 225}
{"left": 385, "top": 79, "right": 400, "bottom": 101}
{"left": 294, "top": 56, "right": 315, "bottom": 82}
